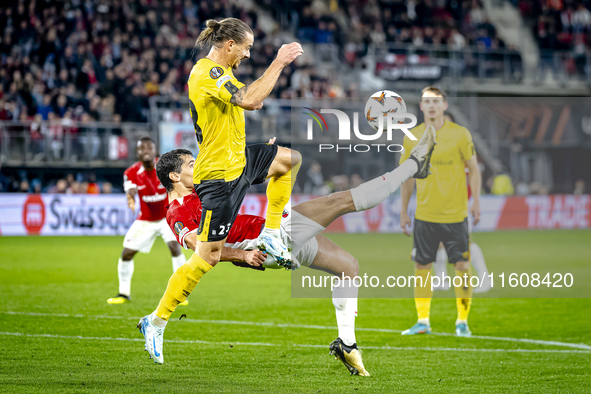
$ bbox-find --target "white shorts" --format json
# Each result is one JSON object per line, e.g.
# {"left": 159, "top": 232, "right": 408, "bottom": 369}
{"left": 284, "top": 206, "right": 326, "bottom": 269}
{"left": 123, "top": 219, "right": 177, "bottom": 254}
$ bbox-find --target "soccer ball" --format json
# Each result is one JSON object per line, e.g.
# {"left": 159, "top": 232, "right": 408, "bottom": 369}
{"left": 364, "top": 90, "right": 407, "bottom": 131}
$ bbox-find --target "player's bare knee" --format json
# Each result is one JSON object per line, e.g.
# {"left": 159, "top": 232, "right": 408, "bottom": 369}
{"left": 167, "top": 241, "right": 182, "bottom": 257}
{"left": 345, "top": 256, "right": 359, "bottom": 278}
{"left": 121, "top": 248, "right": 137, "bottom": 261}
{"left": 289, "top": 149, "right": 302, "bottom": 169}
{"left": 455, "top": 261, "right": 470, "bottom": 271}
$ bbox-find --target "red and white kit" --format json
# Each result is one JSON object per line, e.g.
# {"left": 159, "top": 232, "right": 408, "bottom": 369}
{"left": 123, "top": 161, "right": 176, "bottom": 253}
{"left": 166, "top": 191, "right": 319, "bottom": 268}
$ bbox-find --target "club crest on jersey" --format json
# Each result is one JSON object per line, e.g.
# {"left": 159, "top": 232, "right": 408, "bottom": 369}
{"left": 210, "top": 67, "right": 224, "bottom": 79}
{"left": 282, "top": 210, "right": 289, "bottom": 218}
{"left": 174, "top": 221, "right": 184, "bottom": 235}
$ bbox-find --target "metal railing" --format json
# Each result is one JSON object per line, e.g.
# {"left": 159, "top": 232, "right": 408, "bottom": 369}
{"left": 0, "top": 120, "right": 156, "bottom": 168}
{"left": 375, "top": 42, "right": 525, "bottom": 84}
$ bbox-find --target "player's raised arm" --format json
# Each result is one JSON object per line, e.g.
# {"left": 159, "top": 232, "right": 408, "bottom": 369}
{"left": 230, "top": 43, "right": 303, "bottom": 110}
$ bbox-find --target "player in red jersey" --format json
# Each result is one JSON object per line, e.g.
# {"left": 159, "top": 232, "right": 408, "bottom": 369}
{"left": 107, "top": 137, "right": 187, "bottom": 304}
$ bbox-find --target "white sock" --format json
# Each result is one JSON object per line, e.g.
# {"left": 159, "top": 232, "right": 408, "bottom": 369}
{"left": 418, "top": 318, "right": 430, "bottom": 325}
{"left": 261, "top": 227, "right": 281, "bottom": 238}
{"left": 118, "top": 258, "right": 134, "bottom": 297}
{"left": 434, "top": 247, "right": 448, "bottom": 289}
{"left": 172, "top": 253, "right": 186, "bottom": 272}
{"left": 332, "top": 279, "right": 359, "bottom": 346}
{"left": 470, "top": 243, "right": 487, "bottom": 277}
{"left": 150, "top": 312, "right": 168, "bottom": 328}
{"left": 350, "top": 159, "right": 418, "bottom": 211}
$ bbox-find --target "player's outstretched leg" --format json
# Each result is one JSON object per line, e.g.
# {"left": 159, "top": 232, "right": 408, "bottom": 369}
{"left": 291, "top": 124, "right": 436, "bottom": 240}
{"left": 138, "top": 251, "right": 213, "bottom": 363}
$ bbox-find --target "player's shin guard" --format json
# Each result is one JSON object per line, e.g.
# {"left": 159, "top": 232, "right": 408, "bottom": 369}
{"left": 414, "top": 268, "right": 433, "bottom": 323}
{"left": 155, "top": 253, "right": 212, "bottom": 321}
{"left": 171, "top": 253, "right": 186, "bottom": 272}
{"left": 118, "top": 258, "right": 134, "bottom": 297}
{"left": 332, "top": 279, "right": 358, "bottom": 347}
{"left": 265, "top": 160, "right": 301, "bottom": 230}
{"left": 454, "top": 268, "right": 473, "bottom": 322}
{"left": 350, "top": 160, "right": 418, "bottom": 211}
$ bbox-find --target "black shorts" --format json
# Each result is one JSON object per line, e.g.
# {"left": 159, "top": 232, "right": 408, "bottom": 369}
{"left": 412, "top": 218, "right": 470, "bottom": 265}
{"left": 194, "top": 144, "right": 278, "bottom": 242}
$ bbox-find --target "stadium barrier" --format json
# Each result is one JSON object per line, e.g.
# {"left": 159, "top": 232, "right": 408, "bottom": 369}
{"left": 0, "top": 194, "right": 588, "bottom": 236}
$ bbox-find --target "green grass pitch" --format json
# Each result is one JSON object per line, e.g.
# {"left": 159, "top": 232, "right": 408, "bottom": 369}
{"left": 1, "top": 230, "right": 590, "bottom": 393}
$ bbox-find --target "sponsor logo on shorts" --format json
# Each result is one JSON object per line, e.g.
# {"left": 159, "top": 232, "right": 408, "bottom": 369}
{"left": 210, "top": 67, "right": 224, "bottom": 79}
{"left": 174, "top": 221, "right": 184, "bottom": 235}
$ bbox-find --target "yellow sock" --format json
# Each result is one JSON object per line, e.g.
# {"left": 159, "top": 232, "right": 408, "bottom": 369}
{"left": 414, "top": 268, "right": 433, "bottom": 321}
{"left": 155, "top": 253, "right": 212, "bottom": 320}
{"left": 454, "top": 268, "right": 473, "bottom": 322}
{"left": 265, "top": 160, "right": 301, "bottom": 230}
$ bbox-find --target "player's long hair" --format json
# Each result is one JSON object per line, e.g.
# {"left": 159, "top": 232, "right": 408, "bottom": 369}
{"left": 196, "top": 18, "right": 253, "bottom": 49}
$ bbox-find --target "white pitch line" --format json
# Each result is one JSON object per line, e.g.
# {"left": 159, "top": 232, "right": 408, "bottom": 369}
{"left": 2, "top": 311, "right": 591, "bottom": 351}
{"left": 1, "top": 332, "right": 589, "bottom": 354}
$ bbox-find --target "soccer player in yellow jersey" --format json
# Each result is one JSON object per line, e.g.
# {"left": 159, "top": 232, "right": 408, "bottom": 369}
{"left": 399, "top": 86, "right": 482, "bottom": 337}
{"left": 137, "top": 18, "right": 304, "bottom": 359}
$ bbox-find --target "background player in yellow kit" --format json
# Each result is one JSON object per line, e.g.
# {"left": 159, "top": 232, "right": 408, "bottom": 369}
{"left": 399, "top": 86, "right": 482, "bottom": 337}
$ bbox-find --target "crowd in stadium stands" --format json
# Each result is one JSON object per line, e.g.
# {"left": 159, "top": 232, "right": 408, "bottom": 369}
{"left": 518, "top": 0, "right": 591, "bottom": 51}
{"left": 0, "top": 0, "right": 336, "bottom": 127}
{"left": 0, "top": 168, "right": 115, "bottom": 193}
{"left": 258, "top": 0, "right": 508, "bottom": 59}
{"left": 0, "top": 0, "right": 514, "bottom": 127}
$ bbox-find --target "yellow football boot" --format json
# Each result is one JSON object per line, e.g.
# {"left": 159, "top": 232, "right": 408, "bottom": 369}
{"left": 107, "top": 294, "right": 130, "bottom": 304}
{"left": 329, "top": 338, "right": 370, "bottom": 376}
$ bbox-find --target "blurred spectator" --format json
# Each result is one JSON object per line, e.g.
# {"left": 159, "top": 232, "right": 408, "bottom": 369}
{"left": 303, "top": 161, "right": 324, "bottom": 195}
{"left": 87, "top": 173, "right": 100, "bottom": 194}
{"left": 491, "top": 173, "right": 515, "bottom": 195}
{"left": 19, "top": 179, "right": 30, "bottom": 193}
{"left": 102, "top": 182, "right": 113, "bottom": 194}
{"left": 573, "top": 179, "right": 586, "bottom": 195}
{"left": 48, "top": 179, "right": 68, "bottom": 194}
{"left": 515, "top": 181, "right": 530, "bottom": 196}
{"left": 31, "top": 179, "right": 42, "bottom": 194}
